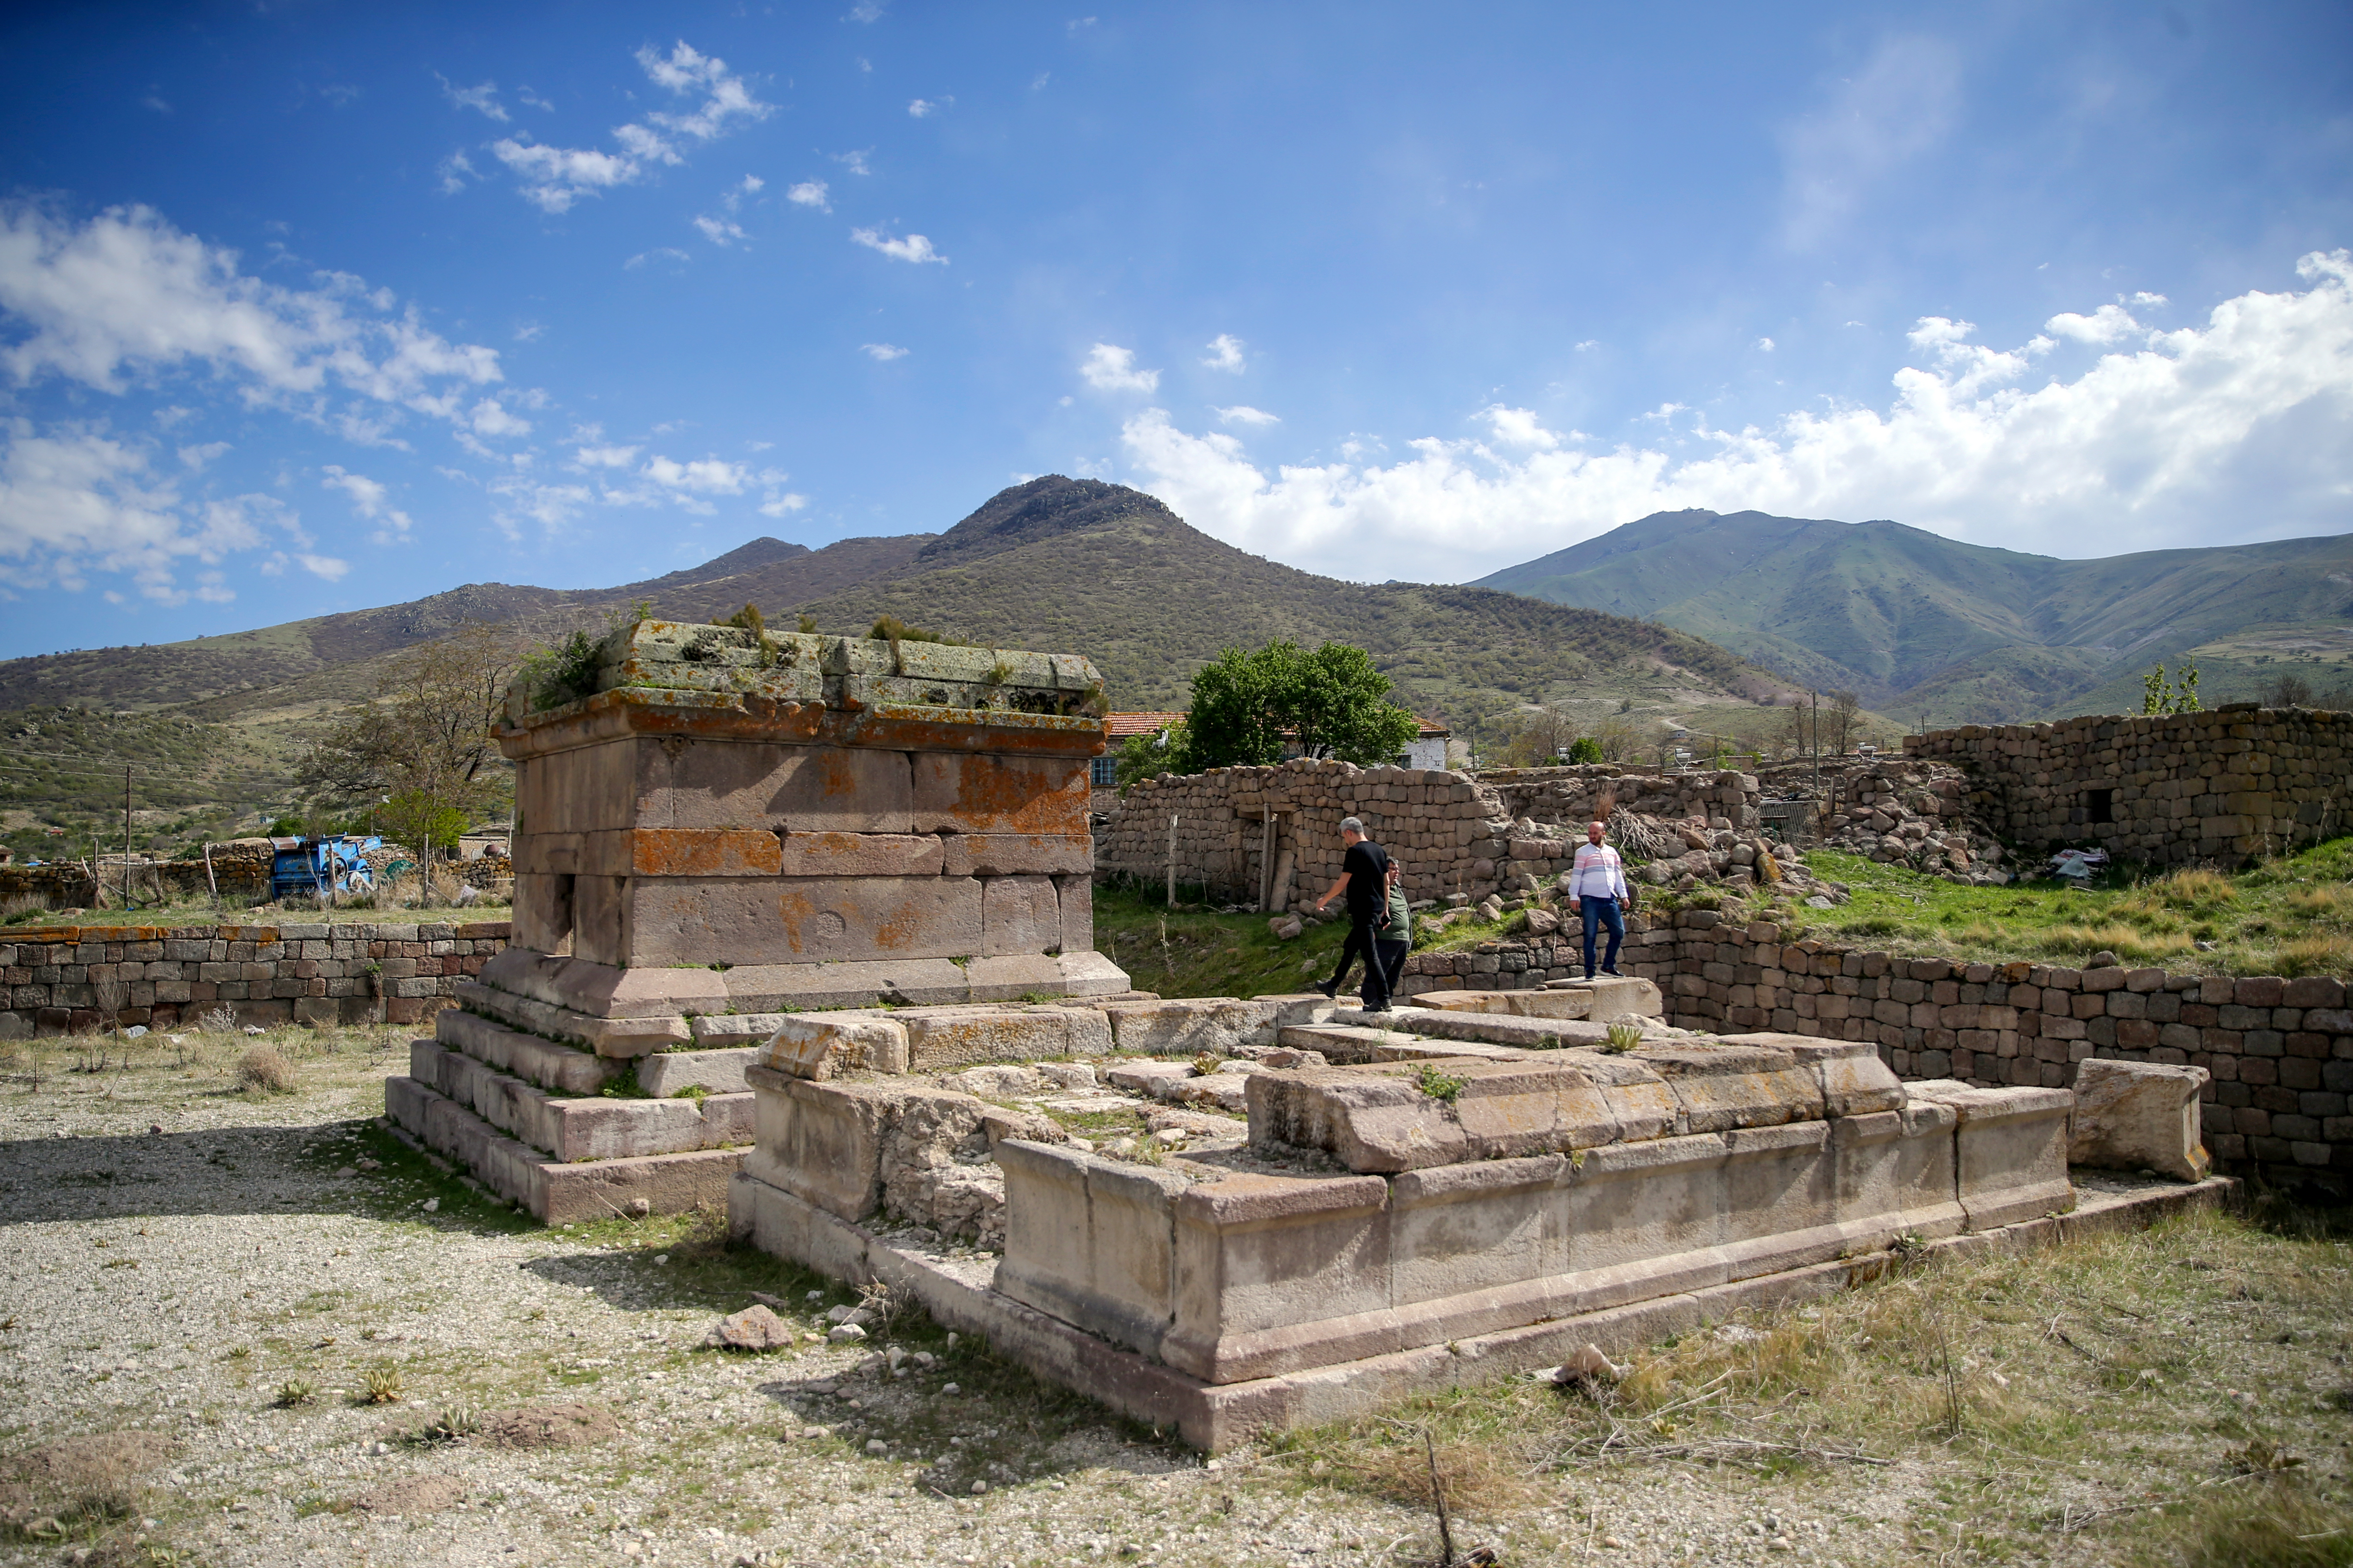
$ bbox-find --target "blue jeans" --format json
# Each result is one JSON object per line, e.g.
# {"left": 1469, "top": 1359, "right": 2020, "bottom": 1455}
{"left": 1579, "top": 898, "right": 1625, "bottom": 977}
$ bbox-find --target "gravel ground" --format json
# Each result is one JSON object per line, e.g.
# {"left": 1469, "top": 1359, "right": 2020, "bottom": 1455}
{"left": 1, "top": 1025, "right": 2341, "bottom": 1568}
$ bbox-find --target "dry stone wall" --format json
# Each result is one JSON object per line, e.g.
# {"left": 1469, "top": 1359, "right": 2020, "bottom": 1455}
{"left": 0, "top": 919, "right": 509, "bottom": 1036}
{"left": 1096, "top": 760, "right": 1760, "bottom": 907}
{"left": 1907, "top": 703, "right": 2353, "bottom": 865}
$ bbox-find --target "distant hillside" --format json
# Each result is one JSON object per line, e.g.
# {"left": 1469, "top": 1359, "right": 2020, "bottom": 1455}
{"left": 790, "top": 477, "right": 1789, "bottom": 718}
{"left": 1475, "top": 510, "right": 2353, "bottom": 724}
{"left": 0, "top": 478, "right": 1797, "bottom": 847}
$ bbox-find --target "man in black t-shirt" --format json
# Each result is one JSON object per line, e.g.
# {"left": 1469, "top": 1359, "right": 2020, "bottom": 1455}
{"left": 1309, "top": 816, "right": 1393, "bottom": 1011}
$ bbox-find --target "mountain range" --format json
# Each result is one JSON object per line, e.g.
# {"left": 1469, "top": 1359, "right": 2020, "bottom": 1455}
{"left": 0, "top": 478, "right": 1788, "bottom": 841}
{"left": 1475, "top": 510, "right": 2353, "bottom": 725}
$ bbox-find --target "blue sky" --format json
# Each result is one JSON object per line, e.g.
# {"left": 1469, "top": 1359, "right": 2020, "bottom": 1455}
{"left": 1, "top": 0, "right": 2348, "bottom": 658}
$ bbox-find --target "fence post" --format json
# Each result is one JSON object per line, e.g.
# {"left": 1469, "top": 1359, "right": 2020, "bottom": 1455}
{"left": 1167, "top": 814, "right": 1177, "bottom": 908}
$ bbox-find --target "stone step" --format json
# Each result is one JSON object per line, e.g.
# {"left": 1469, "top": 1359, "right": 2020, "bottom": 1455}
{"left": 1276, "top": 1023, "right": 1532, "bottom": 1065}
{"left": 386, "top": 1075, "right": 744, "bottom": 1224}
{"left": 409, "top": 1040, "right": 754, "bottom": 1162}
{"left": 435, "top": 1007, "right": 618, "bottom": 1096}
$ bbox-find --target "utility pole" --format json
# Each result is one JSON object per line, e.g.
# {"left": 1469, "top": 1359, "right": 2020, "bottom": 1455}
{"left": 122, "top": 765, "right": 133, "bottom": 911}
{"left": 1809, "top": 691, "right": 1820, "bottom": 799}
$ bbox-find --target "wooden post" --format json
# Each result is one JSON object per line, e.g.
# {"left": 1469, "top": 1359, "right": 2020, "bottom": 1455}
{"left": 1166, "top": 814, "right": 1177, "bottom": 908}
{"left": 202, "top": 842, "right": 219, "bottom": 903}
{"left": 1260, "top": 807, "right": 1274, "bottom": 913}
{"left": 122, "top": 765, "right": 133, "bottom": 910}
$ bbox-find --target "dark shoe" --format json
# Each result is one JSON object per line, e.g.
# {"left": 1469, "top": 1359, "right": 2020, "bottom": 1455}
{"left": 1361, "top": 1003, "right": 1392, "bottom": 1014}
{"left": 1602, "top": 968, "right": 1624, "bottom": 978}
{"left": 1313, "top": 980, "right": 1337, "bottom": 998}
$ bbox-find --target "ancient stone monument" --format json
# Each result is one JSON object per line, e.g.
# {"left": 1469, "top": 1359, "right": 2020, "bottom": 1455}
{"left": 385, "top": 619, "right": 1127, "bottom": 1220}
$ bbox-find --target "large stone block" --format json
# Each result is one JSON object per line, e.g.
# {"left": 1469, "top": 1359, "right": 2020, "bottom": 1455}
{"left": 912, "top": 752, "right": 1089, "bottom": 835}
{"left": 640, "top": 739, "right": 915, "bottom": 833}
{"left": 1389, "top": 1154, "right": 1566, "bottom": 1312}
{"left": 726, "top": 958, "right": 974, "bottom": 1010}
{"left": 1905, "top": 1081, "right": 2075, "bottom": 1229}
{"left": 995, "top": 1139, "right": 1189, "bottom": 1358}
{"left": 1105, "top": 998, "right": 1286, "bottom": 1056}
{"left": 1246, "top": 1065, "right": 1465, "bottom": 1172}
{"left": 1635, "top": 1041, "right": 1824, "bottom": 1131}
{"left": 1056, "top": 950, "right": 1130, "bottom": 997}
{"left": 942, "top": 834, "right": 1094, "bottom": 877}
{"left": 518, "top": 741, "right": 637, "bottom": 835}
{"left": 965, "top": 953, "right": 1066, "bottom": 1002}
{"left": 898, "top": 1005, "right": 1093, "bottom": 1071}
{"left": 760, "top": 1012, "right": 910, "bottom": 1079}
{"left": 479, "top": 948, "right": 728, "bottom": 1020}
{"left": 1055, "top": 874, "right": 1095, "bottom": 954}
{"left": 776, "top": 832, "right": 945, "bottom": 878}
{"left": 435, "top": 1007, "right": 615, "bottom": 1096}
{"left": 980, "top": 875, "right": 1063, "bottom": 956}
{"left": 2069, "top": 1058, "right": 2212, "bottom": 1181}
{"left": 741, "top": 1066, "right": 893, "bottom": 1221}
{"left": 1165, "top": 1172, "right": 1396, "bottom": 1382}
{"left": 1720, "top": 1033, "right": 1906, "bottom": 1117}
{"left": 453, "top": 981, "right": 692, "bottom": 1058}
{"left": 624, "top": 875, "right": 986, "bottom": 965}
{"left": 637, "top": 1046, "right": 759, "bottom": 1097}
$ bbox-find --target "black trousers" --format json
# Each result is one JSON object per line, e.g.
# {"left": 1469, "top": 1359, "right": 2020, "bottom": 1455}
{"left": 1327, "top": 916, "right": 1393, "bottom": 1008}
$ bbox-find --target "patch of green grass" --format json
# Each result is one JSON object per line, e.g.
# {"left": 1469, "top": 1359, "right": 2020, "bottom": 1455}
{"left": 1091, "top": 883, "right": 1353, "bottom": 999}
{"left": 1783, "top": 834, "right": 2353, "bottom": 976}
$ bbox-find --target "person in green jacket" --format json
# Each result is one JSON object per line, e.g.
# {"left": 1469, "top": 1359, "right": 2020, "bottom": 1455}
{"left": 1372, "top": 863, "right": 1413, "bottom": 1010}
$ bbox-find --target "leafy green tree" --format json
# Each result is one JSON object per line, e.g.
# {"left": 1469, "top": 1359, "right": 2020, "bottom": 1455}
{"left": 1566, "top": 736, "right": 1605, "bottom": 764}
{"left": 1181, "top": 639, "right": 1419, "bottom": 770}
{"left": 1113, "top": 722, "right": 1190, "bottom": 791}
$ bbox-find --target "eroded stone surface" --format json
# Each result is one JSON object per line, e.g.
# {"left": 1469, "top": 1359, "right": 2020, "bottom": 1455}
{"left": 2070, "top": 1058, "right": 2212, "bottom": 1182}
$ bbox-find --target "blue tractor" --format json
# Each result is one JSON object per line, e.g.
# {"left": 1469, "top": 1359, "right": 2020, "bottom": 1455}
{"left": 269, "top": 836, "right": 381, "bottom": 902}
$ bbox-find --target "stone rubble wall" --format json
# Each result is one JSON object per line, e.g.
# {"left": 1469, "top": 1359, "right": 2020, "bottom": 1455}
{"left": 0, "top": 920, "right": 510, "bottom": 1036}
{"left": 1095, "top": 759, "right": 1759, "bottom": 907}
{"left": 1399, "top": 913, "right": 2352, "bottom": 1182}
{"left": 1906, "top": 704, "right": 2353, "bottom": 865}
{"left": 0, "top": 840, "right": 279, "bottom": 908}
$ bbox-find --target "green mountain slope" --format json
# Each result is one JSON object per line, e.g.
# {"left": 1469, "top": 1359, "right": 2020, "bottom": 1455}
{"left": 792, "top": 478, "right": 1787, "bottom": 719}
{"left": 1476, "top": 510, "right": 2353, "bottom": 724}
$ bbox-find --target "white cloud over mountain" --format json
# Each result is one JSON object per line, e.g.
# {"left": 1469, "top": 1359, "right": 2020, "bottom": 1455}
{"left": 490, "top": 42, "right": 771, "bottom": 213}
{"left": 1125, "top": 252, "right": 2353, "bottom": 580}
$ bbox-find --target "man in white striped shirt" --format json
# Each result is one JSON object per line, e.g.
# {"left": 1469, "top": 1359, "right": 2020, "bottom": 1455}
{"left": 1566, "top": 820, "right": 1629, "bottom": 980}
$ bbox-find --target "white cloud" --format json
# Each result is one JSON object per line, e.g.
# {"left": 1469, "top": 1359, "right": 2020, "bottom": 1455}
{"left": 834, "top": 149, "right": 873, "bottom": 176}
{"left": 1200, "top": 333, "right": 1246, "bottom": 372}
{"left": 438, "top": 76, "right": 509, "bottom": 122}
{"left": 575, "top": 444, "right": 640, "bottom": 468}
{"left": 850, "top": 228, "right": 947, "bottom": 265}
{"left": 787, "top": 180, "right": 831, "bottom": 211}
{"left": 436, "top": 150, "right": 478, "bottom": 195}
{"left": 469, "top": 399, "right": 532, "bottom": 438}
{"left": 178, "top": 440, "right": 229, "bottom": 469}
{"left": 1780, "top": 35, "right": 1961, "bottom": 250}
{"left": 643, "top": 455, "right": 751, "bottom": 492}
{"left": 1574, "top": 339, "right": 1599, "bottom": 352}
{"left": 693, "top": 214, "right": 747, "bottom": 246}
{"left": 519, "top": 87, "right": 554, "bottom": 112}
{"left": 2131, "top": 291, "right": 2169, "bottom": 307}
{"left": 759, "top": 492, "right": 809, "bottom": 516}
{"left": 848, "top": 0, "right": 885, "bottom": 20}
{"left": 2046, "top": 302, "right": 2143, "bottom": 344}
{"left": 267, "top": 550, "right": 349, "bottom": 581}
{"left": 1119, "top": 251, "right": 2353, "bottom": 578}
{"left": 908, "top": 97, "right": 953, "bottom": 118}
{"left": 1482, "top": 405, "right": 1559, "bottom": 449}
{"left": 624, "top": 247, "right": 693, "bottom": 269}
{"left": 0, "top": 204, "right": 504, "bottom": 411}
{"left": 861, "top": 343, "right": 909, "bottom": 361}
{"left": 1080, "top": 343, "right": 1158, "bottom": 393}
{"left": 1213, "top": 405, "right": 1279, "bottom": 426}
{"left": 320, "top": 464, "right": 388, "bottom": 514}
{"left": 487, "top": 476, "right": 593, "bottom": 538}
{"left": 491, "top": 42, "right": 770, "bottom": 213}
{"left": 142, "top": 95, "right": 170, "bottom": 115}
{"left": 1756, "top": 336, "right": 1776, "bottom": 352}
{"left": 0, "top": 420, "right": 335, "bottom": 602}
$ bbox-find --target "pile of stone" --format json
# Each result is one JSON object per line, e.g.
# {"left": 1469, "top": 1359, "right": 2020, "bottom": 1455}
{"left": 1806, "top": 761, "right": 2008, "bottom": 884}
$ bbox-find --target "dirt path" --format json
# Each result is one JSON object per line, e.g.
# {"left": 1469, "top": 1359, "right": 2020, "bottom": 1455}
{"left": 1, "top": 1025, "right": 2344, "bottom": 1568}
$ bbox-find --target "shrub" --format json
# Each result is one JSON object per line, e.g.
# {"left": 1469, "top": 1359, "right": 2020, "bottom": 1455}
{"left": 236, "top": 1046, "right": 296, "bottom": 1094}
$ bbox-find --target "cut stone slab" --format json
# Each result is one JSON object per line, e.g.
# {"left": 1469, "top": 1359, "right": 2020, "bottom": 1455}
{"left": 965, "top": 953, "right": 1066, "bottom": 1002}
{"left": 1107, "top": 1060, "right": 1197, "bottom": 1095}
{"left": 1104, "top": 998, "right": 1286, "bottom": 1056}
{"left": 1906, "top": 1080, "right": 2076, "bottom": 1229}
{"left": 453, "top": 981, "right": 691, "bottom": 1058}
{"left": 1056, "top": 951, "right": 1135, "bottom": 997}
{"left": 478, "top": 947, "right": 730, "bottom": 1020}
{"left": 2069, "top": 1058, "right": 2212, "bottom": 1182}
{"left": 411, "top": 1041, "right": 753, "bottom": 1161}
{"left": 897, "top": 1005, "right": 1107, "bottom": 1071}
{"left": 761, "top": 1012, "right": 910, "bottom": 1080}
{"left": 1339, "top": 1009, "right": 1617, "bottom": 1050}
{"left": 1246, "top": 1059, "right": 1626, "bottom": 1173}
{"left": 725, "top": 959, "right": 976, "bottom": 1011}
{"left": 636, "top": 1047, "right": 760, "bottom": 1097}
{"left": 941, "top": 1064, "right": 1047, "bottom": 1098}
{"left": 1719, "top": 1033, "right": 1906, "bottom": 1118}
{"left": 1633, "top": 1042, "right": 1825, "bottom": 1132}
{"left": 1418, "top": 976, "right": 1663, "bottom": 1023}
{"left": 435, "top": 1008, "right": 616, "bottom": 1096}
{"left": 386, "top": 1074, "right": 743, "bottom": 1223}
